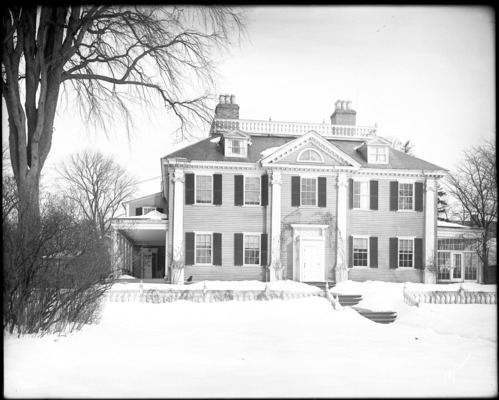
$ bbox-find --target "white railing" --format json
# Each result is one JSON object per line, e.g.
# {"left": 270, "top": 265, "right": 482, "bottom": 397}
{"left": 408, "top": 290, "right": 496, "bottom": 305}
{"left": 211, "top": 118, "right": 377, "bottom": 138}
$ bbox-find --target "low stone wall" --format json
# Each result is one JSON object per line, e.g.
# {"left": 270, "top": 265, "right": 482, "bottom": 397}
{"left": 106, "top": 287, "right": 326, "bottom": 303}
{"left": 403, "top": 287, "right": 497, "bottom": 307}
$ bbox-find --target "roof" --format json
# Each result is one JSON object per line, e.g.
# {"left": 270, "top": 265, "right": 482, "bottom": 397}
{"left": 164, "top": 134, "right": 447, "bottom": 171}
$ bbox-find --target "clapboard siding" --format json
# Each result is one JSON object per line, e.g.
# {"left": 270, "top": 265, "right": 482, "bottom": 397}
{"left": 347, "top": 178, "right": 424, "bottom": 276}
{"left": 349, "top": 268, "right": 423, "bottom": 283}
{"left": 183, "top": 172, "right": 268, "bottom": 280}
{"left": 276, "top": 144, "right": 343, "bottom": 166}
{"left": 128, "top": 192, "right": 167, "bottom": 216}
{"left": 280, "top": 173, "right": 338, "bottom": 281}
{"left": 184, "top": 265, "right": 264, "bottom": 281}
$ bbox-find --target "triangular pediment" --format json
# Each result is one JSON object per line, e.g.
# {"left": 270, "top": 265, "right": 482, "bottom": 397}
{"left": 223, "top": 129, "right": 250, "bottom": 140}
{"left": 260, "top": 130, "right": 361, "bottom": 167}
{"left": 354, "top": 136, "right": 391, "bottom": 150}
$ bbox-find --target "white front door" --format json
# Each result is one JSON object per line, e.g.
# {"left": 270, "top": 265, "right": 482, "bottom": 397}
{"left": 301, "top": 240, "right": 325, "bottom": 281}
{"left": 451, "top": 252, "right": 463, "bottom": 282}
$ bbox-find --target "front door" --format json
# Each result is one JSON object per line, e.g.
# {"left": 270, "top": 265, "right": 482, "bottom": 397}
{"left": 451, "top": 252, "right": 463, "bottom": 282}
{"left": 301, "top": 240, "right": 325, "bottom": 281}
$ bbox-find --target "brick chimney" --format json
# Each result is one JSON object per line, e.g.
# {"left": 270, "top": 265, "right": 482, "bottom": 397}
{"left": 214, "top": 93, "right": 239, "bottom": 119}
{"left": 330, "top": 99, "right": 356, "bottom": 125}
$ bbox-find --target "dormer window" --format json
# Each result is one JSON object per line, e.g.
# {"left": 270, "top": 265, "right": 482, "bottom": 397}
{"left": 368, "top": 146, "right": 388, "bottom": 164}
{"left": 222, "top": 129, "right": 250, "bottom": 158}
{"left": 297, "top": 148, "right": 323, "bottom": 163}
{"left": 228, "top": 139, "right": 246, "bottom": 156}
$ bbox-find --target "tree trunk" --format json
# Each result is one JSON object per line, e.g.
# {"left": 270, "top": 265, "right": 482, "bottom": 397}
{"left": 16, "top": 170, "right": 42, "bottom": 241}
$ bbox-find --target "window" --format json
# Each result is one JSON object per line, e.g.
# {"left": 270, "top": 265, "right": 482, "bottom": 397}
{"left": 298, "top": 149, "right": 323, "bottom": 163}
{"left": 301, "top": 178, "right": 317, "bottom": 206}
{"left": 244, "top": 176, "right": 260, "bottom": 205}
{"left": 368, "top": 146, "right": 388, "bottom": 163}
{"left": 196, "top": 175, "right": 212, "bottom": 204}
{"left": 353, "top": 237, "right": 369, "bottom": 267}
{"left": 353, "top": 181, "right": 369, "bottom": 209}
{"left": 398, "top": 183, "right": 414, "bottom": 210}
{"left": 244, "top": 234, "right": 260, "bottom": 265}
{"left": 227, "top": 139, "right": 246, "bottom": 156}
{"left": 399, "top": 239, "right": 414, "bottom": 268}
{"left": 142, "top": 206, "right": 157, "bottom": 214}
{"left": 195, "top": 234, "right": 212, "bottom": 264}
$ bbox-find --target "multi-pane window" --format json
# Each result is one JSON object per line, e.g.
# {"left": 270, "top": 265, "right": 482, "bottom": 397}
{"left": 398, "top": 183, "right": 414, "bottom": 210}
{"left": 399, "top": 239, "right": 414, "bottom": 267}
{"left": 228, "top": 139, "right": 246, "bottom": 156}
{"left": 353, "top": 181, "right": 369, "bottom": 209}
{"left": 301, "top": 178, "right": 317, "bottom": 206}
{"left": 437, "top": 252, "right": 451, "bottom": 280}
{"left": 464, "top": 253, "right": 478, "bottom": 280}
{"left": 353, "top": 237, "right": 369, "bottom": 267}
{"left": 195, "top": 234, "right": 212, "bottom": 264}
{"left": 245, "top": 177, "right": 260, "bottom": 205}
{"left": 369, "top": 146, "right": 388, "bottom": 163}
{"left": 142, "top": 206, "right": 157, "bottom": 214}
{"left": 244, "top": 235, "right": 260, "bottom": 265}
{"left": 298, "top": 149, "right": 322, "bottom": 163}
{"left": 196, "top": 175, "right": 212, "bottom": 204}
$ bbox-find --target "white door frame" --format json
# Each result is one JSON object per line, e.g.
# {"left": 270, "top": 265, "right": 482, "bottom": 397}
{"left": 450, "top": 252, "right": 464, "bottom": 282}
{"left": 291, "top": 224, "right": 328, "bottom": 282}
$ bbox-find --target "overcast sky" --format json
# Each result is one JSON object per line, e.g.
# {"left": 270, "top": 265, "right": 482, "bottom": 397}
{"left": 3, "top": 6, "right": 495, "bottom": 196}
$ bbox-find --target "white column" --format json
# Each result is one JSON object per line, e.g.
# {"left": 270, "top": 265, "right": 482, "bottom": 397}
{"left": 172, "top": 169, "right": 185, "bottom": 284}
{"left": 424, "top": 178, "right": 437, "bottom": 283}
{"left": 269, "top": 170, "right": 282, "bottom": 281}
{"left": 336, "top": 173, "right": 348, "bottom": 282}
{"left": 111, "top": 229, "right": 120, "bottom": 276}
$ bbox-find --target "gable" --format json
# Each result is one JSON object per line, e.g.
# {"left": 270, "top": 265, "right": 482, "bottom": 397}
{"left": 261, "top": 130, "right": 361, "bottom": 167}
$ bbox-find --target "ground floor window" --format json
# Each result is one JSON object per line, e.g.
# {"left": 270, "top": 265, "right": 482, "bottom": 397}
{"left": 353, "top": 237, "right": 368, "bottom": 267}
{"left": 437, "top": 238, "right": 480, "bottom": 281}
{"left": 399, "top": 238, "right": 414, "bottom": 268}
{"left": 195, "top": 234, "right": 212, "bottom": 264}
{"left": 244, "top": 234, "right": 260, "bottom": 266}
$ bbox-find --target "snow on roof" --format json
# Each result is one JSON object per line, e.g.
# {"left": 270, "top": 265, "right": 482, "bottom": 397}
{"left": 437, "top": 221, "right": 471, "bottom": 229}
{"left": 260, "top": 145, "right": 285, "bottom": 158}
{"left": 210, "top": 136, "right": 221, "bottom": 143}
{"left": 116, "top": 210, "right": 167, "bottom": 220}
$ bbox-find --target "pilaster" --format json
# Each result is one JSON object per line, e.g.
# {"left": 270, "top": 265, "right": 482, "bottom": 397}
{"left": 424, "top": 178, "right": 437, "bottom": 283}
{"left": 172, "top": 169, "right": 185, "bottom": 284}
{"left": 336, "top": 173, "right": 348, "bottom": 282}
{"left": 269, "top": 170, "right": 282, "bottom": 281}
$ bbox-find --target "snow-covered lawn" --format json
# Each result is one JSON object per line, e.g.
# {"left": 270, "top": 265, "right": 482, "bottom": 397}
{"left": 4, "top": 280, "right": 497, "bottom": 398}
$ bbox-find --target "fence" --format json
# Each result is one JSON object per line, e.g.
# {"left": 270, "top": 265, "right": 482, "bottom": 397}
{"left": 403, "top": 285, "right": 497, "bottom": 306}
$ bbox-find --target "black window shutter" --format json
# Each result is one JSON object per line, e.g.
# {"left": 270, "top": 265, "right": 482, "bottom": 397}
{"left": 389, "top": 238, "right": 398, "bottom": 269}
{"left": 370, "top": 180, "right": 379, "bottom": 211}
{"left": 185, "top": 232, "right": 195, "bottom": 265}
{"left": 213, "top": 233, "right": 222, "bottom": 266}
{"left": 156, "top": 207, "right": 163, "bottom": 213}
{"left": 234, "top": 233, "right": 244, "bottom": 266}
{"left": 369, "top": 237, "right": 378, "bottom": 268}
{"left": 213, "top": 174, "right": 223, "bottom": 205}
{"left": 349, "top": 178, "right": 354, "bottom": 209}
{"left": 291, "top": 176, "right": 300, "bottom": 207}
{"left": 318, "top": 177, "right": 327, "bottom": 208}
{"left": 415, "top": 182, "right": 424, "bottom": 212}
{"left": 260, "top": 233, "right": 268, "bottom": 266}
{"left": 185, "top": 173, "right": 195, "bottom": 205}
{"left": 261, "top": 175, "right": 269, "bottom": 206}
{"left": 135, "top": 207, "right": 142, "bottom": 216}
{"left": 348, "top": 235, "right": 353, "bottom": 268}
{"left": 414, "top": 238, "right": 423, "bottom": 269}
{"left": 234, "top": 175, "right": 244, "bottom": 206}
{"left": 390, "top": 181, "right": 398, "bottom": 211}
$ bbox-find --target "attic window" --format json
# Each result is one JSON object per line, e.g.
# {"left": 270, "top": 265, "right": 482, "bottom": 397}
{"left": 228, "top": 139, "right": 246, "bottom": 156}
{"left": 297, "top": 148, "right": 323, "bottom": 163}
{"left": 368, "top": 146, "right": 389, "bottom": 164}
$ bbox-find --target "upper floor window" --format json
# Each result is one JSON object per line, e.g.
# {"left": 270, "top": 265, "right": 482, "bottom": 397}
{"left": 368, "top": 146, "right": 388, "bottom": 164}
{"left": 196, "top": 175, "right": 212, "bottom": 204}
{"left": 353, "top": 181, "right": 369, "bottom": 209}
{"left": 301, "top": 177, "right": 317, "bottom": 206}
{"left": 228, "top": 139, "right": 246, "bottom": 156}
{"left": 297, "top": 148, "right": 323, "bottom": 163}
{"left": 142, "top": 206, "right": 157, "bottom": 214}
{"left": 398, "top": 182, "right": 414, "bottom": 210}
{"left": 244, "top": 176, "right": 260, "bottom": 205}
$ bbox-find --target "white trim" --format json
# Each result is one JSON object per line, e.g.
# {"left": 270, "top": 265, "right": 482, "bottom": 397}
{"left": 194, "top": 174, "right": 214, "bottom": 205}
{"left": 398, "top": 181, "right": 415, "bottom": 211}
{"left": 367, "top": 145, "right": 389, "bottom": 164}
{"left": 300, "top": 176, "right": 318, "bottom": 207}
{"left": 296, "top": 148, "right": 325, "bottom": 164}
{"left": 243, "top": 233, "right": 261, "bottom": 267}
{"left": 352, "top": 235, "right": 370, "bottom": 268}
{"left": 352, "top": 179, "right": 370, "bottom": 210}
{"left": 225, "top": 138, "right": 248, "bottom": 158}
{"left": 194, "top": 231, "right": 214, "bottom": 266}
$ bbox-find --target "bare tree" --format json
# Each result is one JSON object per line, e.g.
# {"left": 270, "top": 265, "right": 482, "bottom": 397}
{"left": 445, "top": 137, "right": 497, "bottom": 283}
{"left": 57, "top": 149, "right": 137, "bottom": 238}
{"left": 1, "top": 6, "right": 246, "bottom": 234}
{"left": 387, "top": 136, "right": 415, "bottom": 156}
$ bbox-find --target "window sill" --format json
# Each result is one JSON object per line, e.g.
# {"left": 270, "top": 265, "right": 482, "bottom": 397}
{"left": 243, "top": 264, "right": 261, "bottom": 267}
{"left": 396, "top": 209, "right": 416, "bottom": 213}
{"left": 352, "top": 208, "right": 373, "bottom": 211}
{"left": 352, "top": 266, "right": 370, "bottom": 269}
{"left": 397, "top": 267, "right": 416, "bottom": 270}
